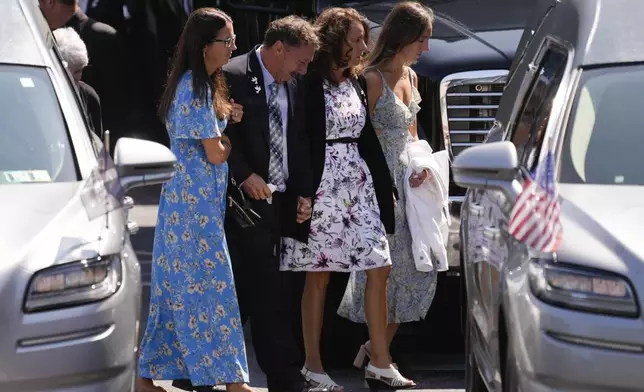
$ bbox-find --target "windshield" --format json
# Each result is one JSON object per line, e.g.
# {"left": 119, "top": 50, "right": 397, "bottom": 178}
{"left": 0, "top": 65, "right": 78, "bottom": 185}
{"left": 559, "top": 65, "right": 644, "bottom": 186}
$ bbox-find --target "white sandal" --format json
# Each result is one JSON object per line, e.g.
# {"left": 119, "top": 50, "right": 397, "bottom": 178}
{"left": 301, "top": 367, "right": 344, "bottom": 392}
{"left": 353, "top": 341, "right": 399, "bottom": 370}
{"left": 364, "top": 363, "right": 415, "bottom": 391}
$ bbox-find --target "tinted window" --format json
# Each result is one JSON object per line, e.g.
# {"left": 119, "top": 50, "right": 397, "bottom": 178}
{"left": 509, "top": 46, "right": 567, "bottom": 172}
{"left": 559, "top": 65, "right": 644, "bottom": 186}
{"left": 0, "top": 65, "right": 78, "bottom": 184}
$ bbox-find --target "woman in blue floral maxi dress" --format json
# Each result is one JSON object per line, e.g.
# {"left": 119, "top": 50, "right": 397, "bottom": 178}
{"left": 137, "top": 8, "right": 250, "bottom": 392}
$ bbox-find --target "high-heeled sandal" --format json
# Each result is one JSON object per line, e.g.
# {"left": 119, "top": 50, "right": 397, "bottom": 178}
{"left": 301, "top": 366, "right": 344, "bottom": 391}
{"left": 364, "top": 364, "right": 416, "bottom": 391}
{"left": 353, "top": 342, "right": 398, "bottom": 370}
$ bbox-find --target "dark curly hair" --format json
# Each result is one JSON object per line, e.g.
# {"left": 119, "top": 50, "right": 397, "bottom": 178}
{"left": 311, "top": 7, "right": 370, "bottom": 82}
{"left": 158, "top": 8, "right": 232, "bottom": 122}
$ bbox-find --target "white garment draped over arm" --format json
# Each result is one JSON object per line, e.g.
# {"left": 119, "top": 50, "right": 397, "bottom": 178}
{"left": 403, "top": 140, "right": 451, "bottom": 272}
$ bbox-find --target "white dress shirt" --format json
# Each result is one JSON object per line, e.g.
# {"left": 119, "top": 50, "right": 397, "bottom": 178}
{"left": 256, "top": 46, "right": 289, "bottom": 181}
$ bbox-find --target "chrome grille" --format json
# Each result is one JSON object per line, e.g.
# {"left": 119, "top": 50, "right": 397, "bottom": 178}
{"left": 440, "top": 70, "right": 509, "bottom": 159}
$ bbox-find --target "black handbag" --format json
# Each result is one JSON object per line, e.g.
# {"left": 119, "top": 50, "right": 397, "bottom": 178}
{"left": 227, "top": 177, "right": 261, "bottom": 228}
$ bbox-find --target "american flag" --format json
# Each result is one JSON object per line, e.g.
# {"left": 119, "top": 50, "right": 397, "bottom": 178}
{"left": 80, "top": 144, "right": 124, "bottom": 220}
{"left": 508, "top": 143, "right": 563, "bottom": 252}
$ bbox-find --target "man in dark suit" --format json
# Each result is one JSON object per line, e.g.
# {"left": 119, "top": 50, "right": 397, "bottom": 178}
{"left": 39, "top": 0, "right": 126, "bottom": 150}
{"left": 119, "top": 0, "right": 188, "bottom": 147}
{"left": 223, "top": 16, "right": 323, "bottom": 392}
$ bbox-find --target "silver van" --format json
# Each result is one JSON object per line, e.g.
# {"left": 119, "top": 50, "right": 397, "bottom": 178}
{"left": 455, "top": 0, "right": 644, "bottom": 390}
{"left": 0, "top": 0, "right": 175, "bottom": 391}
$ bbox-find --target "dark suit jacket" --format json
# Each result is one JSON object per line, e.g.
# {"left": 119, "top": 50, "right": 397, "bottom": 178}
{"left": 124, "top": 0, "right": 187, "bottom": 146}
{"left": 298, "top": 72, "right": 397, "bottom": 239}
{"left": 222, "top": 48, "right": 313, "bottom": 237}
{"left": 78, "top": 81, "right": 103, "bottom": 137}
{"left": 64, "top": 11, "right": 126, "bottom": 141}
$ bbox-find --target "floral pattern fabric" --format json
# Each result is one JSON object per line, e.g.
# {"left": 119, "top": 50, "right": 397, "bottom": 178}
{"left": 138, "top": 72, "right": 249, "bottom": 386}
{"left": 280, "top": 79, "right": 391, "bottom": 272}
{"left": 338, "top": 69, "right": 438, "bottom": 323}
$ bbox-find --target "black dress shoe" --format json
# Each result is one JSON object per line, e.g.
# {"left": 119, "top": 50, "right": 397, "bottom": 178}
{"left": 271, "top": 381, "right": 328, "bottom": 392}
{"left": 172, "top": 379, "right": 215, "bottom": 391}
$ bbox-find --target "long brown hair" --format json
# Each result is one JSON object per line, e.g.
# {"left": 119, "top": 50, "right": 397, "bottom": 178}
{"left": 311, "top": 7, "right": 369, "bottom": 81}
{"left": 366, "top": 1, "right": 434, "bottom": 69}
{"left": 158, "top": 8, "right": 232, "bottom": 122}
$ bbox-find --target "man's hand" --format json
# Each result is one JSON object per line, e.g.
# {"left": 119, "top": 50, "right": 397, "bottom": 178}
{"left": 241, "top": 173, "right": 272, "bottom": 200}
{"left": 296, "top": 197, "right": 312, "bottom": 223}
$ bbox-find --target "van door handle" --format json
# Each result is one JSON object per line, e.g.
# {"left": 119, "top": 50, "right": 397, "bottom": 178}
{"left": 469, "top": 203, "right": 484, "bottom": 217}
{"left": 483, "top": 226, "right": 501, "bottom": 241}
{"left": 127, "top": 220, "right": 139, "bottom": 235}
{"left": 123, "top": 196, "right": 134, "bottom": 210}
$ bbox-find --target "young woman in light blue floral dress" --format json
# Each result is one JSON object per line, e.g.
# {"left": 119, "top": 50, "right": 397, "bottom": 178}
{"left": 337, "top": 1, "right": 437, "bottom": 370}
{"left": 137, "top": 9, "right": 252, "bottom": 392}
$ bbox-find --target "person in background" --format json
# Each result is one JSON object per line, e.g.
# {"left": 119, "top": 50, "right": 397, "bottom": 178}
{"left": 222, "top": 16, "right": 325, "bottom": 392}
{"left": 136, "top": 8, "right": 251, "bottom": 392}
{"left": 337, "top": 0, "right": 436, "bottom": 374}
{"left": 126, "top": 0, "right": 189, "bottom": 147}
{"left": 39, "top": 0, "right": 127, "bottom": 150}
{"left": 280, "top": 7, "right": 415, "bottom": 391}
{"left": 53, "top": 26, "right": 103, "bottom": 137}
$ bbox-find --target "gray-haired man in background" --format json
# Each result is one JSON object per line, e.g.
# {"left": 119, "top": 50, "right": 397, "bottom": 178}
{"left": 53, "top": 26, "right": 103, "bottom": 137}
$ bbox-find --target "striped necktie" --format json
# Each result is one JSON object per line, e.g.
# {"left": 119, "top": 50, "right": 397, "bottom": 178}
{"left": 267, "top": 82, "right": 285, "bottom": 190}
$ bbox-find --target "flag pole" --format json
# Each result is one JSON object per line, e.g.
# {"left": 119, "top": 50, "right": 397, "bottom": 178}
{"left": 103, "top": 130, "right": 111, "bottom": 230}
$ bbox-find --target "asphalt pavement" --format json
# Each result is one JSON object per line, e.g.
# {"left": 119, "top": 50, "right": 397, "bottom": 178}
{"left": 127, "top": 185, "right": 465, "bottom": 392}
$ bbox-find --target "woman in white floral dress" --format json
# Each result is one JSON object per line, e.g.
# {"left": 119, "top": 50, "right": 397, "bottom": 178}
{"left": 280, "top": 7, "right": 415, "bottom": 392}
{"left": 337, "top": 1, "right": 438, "bottom": 370}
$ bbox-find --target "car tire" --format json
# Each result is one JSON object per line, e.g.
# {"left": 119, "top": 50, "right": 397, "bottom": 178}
{"left": 465, "top": 309, "right": 487, "bottom": 392}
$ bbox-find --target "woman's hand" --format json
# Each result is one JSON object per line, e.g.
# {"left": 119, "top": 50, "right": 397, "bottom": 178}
{"left": 229, "top": 99, "right": 244, "bottom": 124}
{"left": 409, "top": 169, "right": 431, "bottom": 188}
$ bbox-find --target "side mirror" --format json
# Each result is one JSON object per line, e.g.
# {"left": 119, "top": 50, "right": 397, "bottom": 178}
{"left": 114, "top": 137, "right": 176, "bottom": 192}
{"left": 452, "top": 141, "right": 522, "bottom": 198}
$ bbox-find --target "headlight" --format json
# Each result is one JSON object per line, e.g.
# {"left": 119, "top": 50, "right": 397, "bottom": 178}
{"left": 529, "top": 259, "right": 639, "bottom": 318}
{"left": 24, "top": 255, "right": 122, "bottom": 313}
